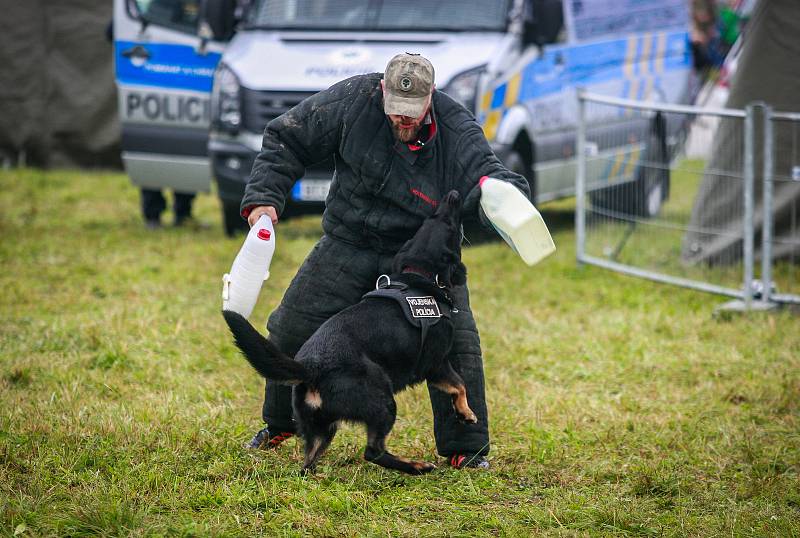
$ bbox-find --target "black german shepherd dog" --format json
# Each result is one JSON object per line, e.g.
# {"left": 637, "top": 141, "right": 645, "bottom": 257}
{"left": 222, "top": 190, "right": 478, "bottom": 474}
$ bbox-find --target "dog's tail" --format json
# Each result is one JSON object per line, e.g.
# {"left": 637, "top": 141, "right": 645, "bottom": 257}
{"left": 222, "top": 310, "right": 308, "bottom": 385}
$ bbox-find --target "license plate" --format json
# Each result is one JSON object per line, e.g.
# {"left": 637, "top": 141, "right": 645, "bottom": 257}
{"left": 292, "top": 179, "right": 330, "bottom": 202}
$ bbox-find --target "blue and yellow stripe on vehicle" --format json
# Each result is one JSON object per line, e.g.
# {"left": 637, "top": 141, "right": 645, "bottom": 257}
{"left": 654, "top": 32, "right": 667, "bottom": 74}
{"left": 602, "top": 149, "right": 629, "bottom": 182}
{"left": 482, "top": 109, "right": 503, "bottom": 141}
{"left": 600, "top": 145, "right": 643, "bottom": 184}
{"left": 480, "top": 72, "right": 521, "bottom": 141}
{"left": 623, "top": 147, "right": 642, "bottom": 177}
{"left": 478, "top": 30, "right": 688, "bottom": 140}
{"left": 620, "top": 32, "right": 669, "bottom": 115}
{"left": 606, "top": 150, "right": 625, "bottom": 180}
{"left": 504, "top": 73, "right": 521, "bottom": 109}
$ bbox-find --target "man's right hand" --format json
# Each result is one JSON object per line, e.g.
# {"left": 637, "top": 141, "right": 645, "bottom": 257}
{"left": 248, "top": 205, "right": 279, "bottom": 227}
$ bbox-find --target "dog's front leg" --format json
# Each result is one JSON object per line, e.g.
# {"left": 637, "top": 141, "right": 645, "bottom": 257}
{"left": 428, "top": 362, "right": 478, "bottom": 424}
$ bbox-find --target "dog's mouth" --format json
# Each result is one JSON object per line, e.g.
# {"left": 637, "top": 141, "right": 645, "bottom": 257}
{"left": 392, "top": 190, "right": 465, "bottom": 288}
{"left": 430, "top": 190, "right": 462, "bottom": 237}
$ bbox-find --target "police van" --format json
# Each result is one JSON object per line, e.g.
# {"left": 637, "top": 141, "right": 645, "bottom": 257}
{"left": 114, "top": 0, "right": 692, "bottom": 235}
{"left": 113, "top": 0, "right": 226, "bottom": 201}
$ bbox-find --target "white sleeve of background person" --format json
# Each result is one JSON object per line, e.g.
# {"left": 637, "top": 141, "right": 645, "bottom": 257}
{"left": 479, "top": 177, "right": 556, "bottom": 266}
{"left": 222, "top": 215, "right": 276, "bottom": 318}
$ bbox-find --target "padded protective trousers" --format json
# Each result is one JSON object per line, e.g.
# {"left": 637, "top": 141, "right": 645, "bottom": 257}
{"left": 262, "top": 235, "right": 490, "bottom": 457}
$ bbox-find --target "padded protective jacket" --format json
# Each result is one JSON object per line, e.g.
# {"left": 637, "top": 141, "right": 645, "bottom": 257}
{"left": 242, "top": 72, "right": 529, "bottom": 253}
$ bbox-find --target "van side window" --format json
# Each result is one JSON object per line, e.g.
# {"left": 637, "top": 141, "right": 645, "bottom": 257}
{"left": 136, "top": 0, "right": 200, "bottom": 34}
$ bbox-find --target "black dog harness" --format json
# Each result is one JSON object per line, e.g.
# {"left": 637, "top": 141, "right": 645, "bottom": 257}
{"left": 362, "top": 275, "right": 455, "bottom": 360}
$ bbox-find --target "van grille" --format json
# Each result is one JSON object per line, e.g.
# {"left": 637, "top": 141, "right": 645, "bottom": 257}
{"left": 241, "top": 88, "right": 317, "bottom": 133}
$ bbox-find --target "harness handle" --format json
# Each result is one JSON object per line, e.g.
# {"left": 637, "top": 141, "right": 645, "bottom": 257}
{"left": 375, "top": 274, "right": 391, "bottom": 289}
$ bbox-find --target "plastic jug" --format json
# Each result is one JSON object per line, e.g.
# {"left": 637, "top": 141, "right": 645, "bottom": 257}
{"left": 222, "top": 215, "right": 276, "bottom": 318}
{"left": 479, "top": 176, "right": 556, "bottom": 266}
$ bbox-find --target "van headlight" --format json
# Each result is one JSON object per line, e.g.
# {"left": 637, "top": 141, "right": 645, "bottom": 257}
{"left": 211, "top": 64, "right": 241, "bottom": 134}
{"left": 442, "top": 65, "right": 486, "bottom": 114}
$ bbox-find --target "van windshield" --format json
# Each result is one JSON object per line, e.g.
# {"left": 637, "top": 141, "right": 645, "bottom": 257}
{"left": 245, "top": 0, "right": 511, "bottom": 32}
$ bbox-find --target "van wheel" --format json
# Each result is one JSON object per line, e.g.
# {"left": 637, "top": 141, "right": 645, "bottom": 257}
{"left": 590, "top": 166, "right": 669, "bottom": 219}
{"left": 502, "top": 148, "right": 537, "bottom": 200}
{"left": 463, "top": 148, "right": 533, "bottom": 243}
{"left": 590, "top": 113, "right": 670, "bottom": 219}
{"left": 222, "top": 199, "right": 248, "bottom": 236}
{"left": 504, "top": 149, "right": 526, "bottom": 177}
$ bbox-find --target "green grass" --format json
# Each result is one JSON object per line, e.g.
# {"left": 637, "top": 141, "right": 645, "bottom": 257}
{"left": 584, "top": 159, "right": 799, "bottom": 295}
{"left": 1, "top": 168, "right": 799, "bottom": 537}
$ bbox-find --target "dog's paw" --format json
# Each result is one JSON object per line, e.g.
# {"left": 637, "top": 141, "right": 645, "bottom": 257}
{"left": 300, "top": 465, "right": 316, "bottom": 476}
{"left": 455, "top": 410, "right": 478, "bottom": 424}
{"left": 410, "top": 461, "right": 437, "bottom": 474}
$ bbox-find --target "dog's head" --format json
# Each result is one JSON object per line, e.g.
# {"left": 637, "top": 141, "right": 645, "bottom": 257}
{"left": 392, "top": 190, "right": 467, "bottom": 287}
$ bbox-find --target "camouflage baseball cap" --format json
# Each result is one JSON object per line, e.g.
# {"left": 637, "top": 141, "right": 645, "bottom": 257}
{"left": 383, "top": 53, "right": 435, "bottom": 118}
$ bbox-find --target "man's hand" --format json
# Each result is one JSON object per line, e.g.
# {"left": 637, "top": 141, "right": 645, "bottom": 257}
{"left": 248, "top": 205, "right": 278, "bottom": 227}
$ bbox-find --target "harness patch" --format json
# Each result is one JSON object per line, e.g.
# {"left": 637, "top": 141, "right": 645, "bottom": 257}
{"left": 362, "top": 278, "right": 454, "bottom": 360}
{"left": 406, "top": 296, "right": 441, "bottom": 318}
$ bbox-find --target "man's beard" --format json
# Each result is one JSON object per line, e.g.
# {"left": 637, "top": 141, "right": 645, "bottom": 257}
{"left": 391, "top": 123, "right": 420, "bottom": 143}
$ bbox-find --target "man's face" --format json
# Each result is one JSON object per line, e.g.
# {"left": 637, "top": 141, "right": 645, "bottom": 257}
{"left": 387, "top": 109, "right": 429, "bottom": 143}
{"left": 382, "top": 81, "right": 432, "bottom": 143}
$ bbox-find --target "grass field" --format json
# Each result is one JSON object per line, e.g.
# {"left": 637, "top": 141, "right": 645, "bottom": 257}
{"left": 1, "top": 168, "right": 799, "bottom": 537}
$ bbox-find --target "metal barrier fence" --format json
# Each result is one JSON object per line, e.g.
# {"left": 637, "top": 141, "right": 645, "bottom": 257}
{"left": 576, "top": 91, "right": 800, "bottom": 309}
{"left": 765, "top": 110, "right": 800, "bottom": 303}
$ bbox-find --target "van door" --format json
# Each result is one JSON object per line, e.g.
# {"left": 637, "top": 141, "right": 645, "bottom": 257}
{"left": 113, "top": 0, "right": 224, "bottom": 193}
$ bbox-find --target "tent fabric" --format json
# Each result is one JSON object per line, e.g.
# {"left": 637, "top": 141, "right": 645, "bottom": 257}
{"left": 0, "top": 0, "right": 120, "bottom": 167}
{"left": 682, "top": 0, "right": 800, "bottom": 265}
{"left": 0, "top": 0, "right": 49, "bottom": 164}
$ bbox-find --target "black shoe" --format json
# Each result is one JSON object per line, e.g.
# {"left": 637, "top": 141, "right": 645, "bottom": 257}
{"left": 245, "top": 426, "right": 295, "bottom": 450}
{"left": 145, "top": 218, "right": 162, "bottom": 230}
{"left": 449, "top": 453, "right": 490, "bottom": 469}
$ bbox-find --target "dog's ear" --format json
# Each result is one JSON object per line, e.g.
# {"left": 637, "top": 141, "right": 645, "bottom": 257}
{"left": 450, "top": 260, "right": 467, "bottom": 286}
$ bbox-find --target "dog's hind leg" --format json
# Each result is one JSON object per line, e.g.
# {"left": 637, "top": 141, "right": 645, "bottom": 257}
{"left": 364, "top": 427, "right": 436, "bottom": 475}
{"left": 428, "top": 362, "right": 478, "bottom": 424}
{"left": 363, "top": 401, "right": 435, "bottom": 475}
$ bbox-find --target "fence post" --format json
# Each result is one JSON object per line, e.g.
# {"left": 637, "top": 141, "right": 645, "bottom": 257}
{"left": 743, "top": 104, "right": 756, "bottom": 309}
{"left": 576, "top": 90, "right": 586, "bottom": 265}
{"left": 761, "top": 105, "right": 774, "bottom": 304}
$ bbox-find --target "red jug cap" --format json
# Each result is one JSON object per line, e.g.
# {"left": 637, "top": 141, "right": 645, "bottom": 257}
{"left": 257, "top": 229, "right": 271, "bottom": 240}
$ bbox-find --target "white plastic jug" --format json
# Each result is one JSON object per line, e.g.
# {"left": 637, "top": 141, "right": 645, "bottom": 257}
{"left": 479, "top": 176, "right": 556, "bottom": 266}
{"left": 222, "top": 215, "right": 276, "bottom": 318}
